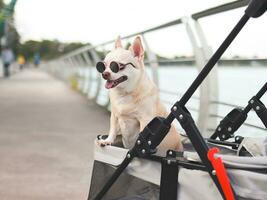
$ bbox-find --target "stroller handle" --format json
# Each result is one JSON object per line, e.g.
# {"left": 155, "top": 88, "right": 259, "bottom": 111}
{"left": 245, "top": 0, "right": 267, "bottom": 17}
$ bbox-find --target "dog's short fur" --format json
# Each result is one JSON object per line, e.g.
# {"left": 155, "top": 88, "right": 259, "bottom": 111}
{"left": 97, "top": 36, "right": 182, "bottom": 154}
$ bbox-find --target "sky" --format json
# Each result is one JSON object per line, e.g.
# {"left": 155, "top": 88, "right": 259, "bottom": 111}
{"left": 14, "top": 0, "right": 267, "bottom": 58}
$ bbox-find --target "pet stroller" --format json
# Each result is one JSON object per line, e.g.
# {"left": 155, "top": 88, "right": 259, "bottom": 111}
{"left": 88, "top": 0, "right": 267, "bottom": 199}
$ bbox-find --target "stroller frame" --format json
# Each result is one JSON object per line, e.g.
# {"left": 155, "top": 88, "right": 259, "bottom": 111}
{"left": 210, "top": 82, "right": 267, "bottom": 142}
{"left": 90, "top": 0, "right": 267, "bottom": 199}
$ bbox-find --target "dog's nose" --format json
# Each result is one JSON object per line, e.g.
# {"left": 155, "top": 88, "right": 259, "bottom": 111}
{"left": 102, "top": 72, "right": 110, "bottom": 80}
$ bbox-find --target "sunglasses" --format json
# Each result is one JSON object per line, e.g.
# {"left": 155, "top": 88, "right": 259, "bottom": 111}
{"left": 96, "top": 61, "right": 136, "bottom": 73}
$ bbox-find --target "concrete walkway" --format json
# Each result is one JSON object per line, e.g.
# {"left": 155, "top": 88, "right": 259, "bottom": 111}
{"left": 0, "top": 69, "right": 109, "bottom": 200}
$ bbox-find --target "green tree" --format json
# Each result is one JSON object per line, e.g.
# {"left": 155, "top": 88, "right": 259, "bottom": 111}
{"left": 0, "top": 0, "right": 19, "bottom": 54}
{"left": 17, "top": 40, "right": 89, "bottom": 61}
{"left": 0, "top": 0, "right": 4, "bottom": 9}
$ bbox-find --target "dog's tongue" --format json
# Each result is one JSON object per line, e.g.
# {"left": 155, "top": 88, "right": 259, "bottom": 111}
{"left": 105, "top": 80, "right": 114, "bottom": 89}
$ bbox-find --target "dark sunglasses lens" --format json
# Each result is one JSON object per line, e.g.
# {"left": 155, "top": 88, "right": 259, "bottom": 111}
{"left": 110, "top": 61, "right": 119, "bottom": 73}
{"left": 96, "top": 62, "right": 105, "bottom": 73}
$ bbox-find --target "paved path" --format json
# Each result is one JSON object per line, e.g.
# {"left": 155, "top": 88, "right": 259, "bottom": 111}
{"left": 0, "top": 69, "right": 109, "bottom": 200}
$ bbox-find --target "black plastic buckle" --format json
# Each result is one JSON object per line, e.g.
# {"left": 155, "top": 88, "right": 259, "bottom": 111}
{"left": 211, "top": 108, "right": 247, "bottom": 141}
{"left": 134, "top": 117, "right": 171, "bottom": 157}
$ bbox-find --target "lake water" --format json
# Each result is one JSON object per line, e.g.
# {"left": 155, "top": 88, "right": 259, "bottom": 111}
{"left": 157, "top": 66, "right": 267, "bottom": 137}
{"left": 82, "top": 66, "right": 267, "bottom": 138}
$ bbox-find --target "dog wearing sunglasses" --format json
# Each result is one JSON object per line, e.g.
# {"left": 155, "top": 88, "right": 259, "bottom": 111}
{"left": 96, "top": 36, "right": 183, "bottom": 154}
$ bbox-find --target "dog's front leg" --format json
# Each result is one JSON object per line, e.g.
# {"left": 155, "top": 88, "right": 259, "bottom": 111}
{"left": 97, "top": 113, "right": 119, "bottom": 146}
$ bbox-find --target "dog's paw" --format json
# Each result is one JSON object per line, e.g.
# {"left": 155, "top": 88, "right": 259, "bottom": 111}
{"left": 96, "top": 139, "right": 113, "bottom": 147}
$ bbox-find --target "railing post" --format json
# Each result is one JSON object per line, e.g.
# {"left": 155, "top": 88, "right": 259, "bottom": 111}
{"left": 68, "top": 57, "right": 77, "bottom": 85}
{"left": 62, "top": 58, "right": 71, "bottom": 82}
{"left": 64, "top": 58, "right": 73, "bottom": 82}
{"left": 90, "top": 49, "right": 102, "bottom": 101}
{"left": 76, "top": 54, "right": 87, "bottom": 91}
{"left": 71, "top": 56, "right": 80, "bottom": 67}
{"left": 82, "top": 51, "right": 94, "bottom": 95}
{"left": 182, "top": 17, "right": 215, "bottom": 137}
{"left": 194, "top": 19, "right": 219, "bottom": 135}
{"left": 57, "top": 59, "right": 65, "bottom": 80}
{"left": 142, "top": 34, "right": 159, "bottom": 86}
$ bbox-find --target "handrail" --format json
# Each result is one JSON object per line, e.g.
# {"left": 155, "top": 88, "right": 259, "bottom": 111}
{"left": 192, "top": 0, "right": 249, "bottom": 19}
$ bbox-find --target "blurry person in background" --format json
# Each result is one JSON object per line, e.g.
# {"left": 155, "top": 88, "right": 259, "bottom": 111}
{"left": 18, "top": 55, "right": 26, "bottom": 70}
{"left": 1, "top": 46, "right": 14, "bottom": 77}
{"left": 33, "top": 53, "right": 40, "bottom": 67}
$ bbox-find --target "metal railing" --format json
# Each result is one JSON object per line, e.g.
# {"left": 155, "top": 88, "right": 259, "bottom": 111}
{"left": 43, "top": 0, "right": 266, "bottom": 137}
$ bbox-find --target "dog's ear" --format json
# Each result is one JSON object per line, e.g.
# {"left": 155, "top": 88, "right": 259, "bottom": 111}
{"left": 129, "top": 36, "right": 144, "bottom": 61}
{"left": 115, "top": 36, "right": 123, "bottom": 49}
